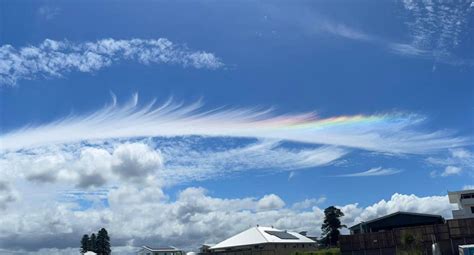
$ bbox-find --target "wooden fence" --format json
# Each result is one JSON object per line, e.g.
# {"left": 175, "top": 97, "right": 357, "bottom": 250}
{"left": 340, "top": 218, "right": 474, "bottom": 255}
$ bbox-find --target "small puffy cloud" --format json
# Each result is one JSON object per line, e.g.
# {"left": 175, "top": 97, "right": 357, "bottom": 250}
{"left": 441, "top": 166, "right": 462, "bottom": 177}
{"left": 257, "top": 194, "right": 285, "bottom": 211}
{"left": 292, "top": 197, "right": 327, "bottom": 210}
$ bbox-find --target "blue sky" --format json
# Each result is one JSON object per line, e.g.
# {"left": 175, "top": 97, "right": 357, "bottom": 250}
{"left": 0, "top": 0, "right": 473, "bottom": 254}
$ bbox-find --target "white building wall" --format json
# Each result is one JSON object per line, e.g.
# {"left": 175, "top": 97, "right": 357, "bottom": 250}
{"left": 449, "top": 190, "right": 474, "bottom": 219}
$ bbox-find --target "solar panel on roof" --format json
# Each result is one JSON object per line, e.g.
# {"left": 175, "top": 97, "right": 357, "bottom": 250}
{"left": 264, "top": 230, "right": 299, "bottom": 239}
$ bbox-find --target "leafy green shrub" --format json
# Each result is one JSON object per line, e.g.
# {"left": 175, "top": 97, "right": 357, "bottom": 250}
{"left": 292, "top": 248, "right": 340, "bottom": 255}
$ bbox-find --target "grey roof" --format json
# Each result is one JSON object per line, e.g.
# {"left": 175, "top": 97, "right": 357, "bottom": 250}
{"left": 349, "top": 211, "right": 444, "bottom": 230}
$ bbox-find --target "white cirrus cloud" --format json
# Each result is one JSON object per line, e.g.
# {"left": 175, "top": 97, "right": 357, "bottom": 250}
{"left": 0, "top": 38, "right": 223, "bottom": 86}
{"left": 399, "top": 0, "right": 474, "bottom": 63}
{"left": 303, "top": 1, "right": 473, "bottom": 65}
{"left": 426, "top": 148, "right": 474, "bottom": 177}
{"left": 337, "top": 167, "right": 402, "bottom": 177}
{"left": 0, "top": 94, "right": 468, "bottom": 154}
{"left": 159, "top": 139, "right": 347, "bottom": 183}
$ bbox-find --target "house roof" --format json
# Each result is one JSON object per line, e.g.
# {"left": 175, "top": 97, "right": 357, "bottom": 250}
{"left": 210, "top": 226, "right": 315, "bottom": 250}
{"left": 349, "top": 211, "right": 444, "bottom": 230}
{"left": 141, "top": 246, "right": 182, "bottom": 252}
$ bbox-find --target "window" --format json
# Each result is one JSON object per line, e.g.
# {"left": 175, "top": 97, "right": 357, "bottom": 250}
{"left": 461, "top": 193, "right": 474, "bottom": 199}
{"left": 471, "top": 206, "right": 474, "bottom": 213}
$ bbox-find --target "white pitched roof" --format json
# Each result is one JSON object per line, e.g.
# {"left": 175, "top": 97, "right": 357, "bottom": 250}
{"left": 141, "top": 246, "right": 182, "bottom": 252}
{"left": 210, "top": 226, "right": 315, "bottom": 250}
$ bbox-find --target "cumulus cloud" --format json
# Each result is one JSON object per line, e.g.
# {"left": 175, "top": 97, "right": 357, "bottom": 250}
{"left": 292, "top": 197, "right": 327, "bottom": 210}
{"left": 0, "top": 186, "right": 456, "bottom": 253}
{"left": 0, "top": 142, "right": 165, "bottom": 189}
{"left": 0, "top": 95, "right": 467, "bottom": 154}
{"left": 0, "top": 181, "right": 18, "bottom": 210}
{"left": 111, "top": 143, "right": 163, "bottom": 182}
{"left": 257, "top": 194, "right": 286, "bottom": 211}
{"left": 340, "top": 193, "right": 455, "bottom": 227}
{"left": 0, "top": 38, "right": 223, "bottom": 86}
{"left": 337, "top": 167, "right": 402, "bottom": 177}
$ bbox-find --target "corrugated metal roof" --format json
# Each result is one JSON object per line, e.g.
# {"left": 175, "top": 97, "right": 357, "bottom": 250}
{"left": 349, "top": 211, "right": 444, "bottom": 230}
{"left": 210, "top": 226, "right": 315, "bottom": 250}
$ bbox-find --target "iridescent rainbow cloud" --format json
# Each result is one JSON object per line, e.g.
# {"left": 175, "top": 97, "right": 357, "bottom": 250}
{"left": 0, "top": 94, "right": 466, "bottom": 154}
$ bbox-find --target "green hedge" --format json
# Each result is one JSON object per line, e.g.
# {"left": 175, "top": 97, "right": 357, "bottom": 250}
{"left": 293, "top": 248, "right": 340, "bottom": 255}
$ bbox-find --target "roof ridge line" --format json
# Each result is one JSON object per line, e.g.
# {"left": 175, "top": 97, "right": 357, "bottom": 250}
{"left": 256, "top": 226, "right": 270, "bottom": 243}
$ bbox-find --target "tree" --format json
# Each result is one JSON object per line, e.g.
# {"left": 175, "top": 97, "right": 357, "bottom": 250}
{"left": 96, "top": 228, "right": 111, "bottom": 255}
{"left": 398, "top": 231, "right": 423, "bottom": 255}
{"left": 89, "top": 233, "right": 98, "bottom": 253}
{"left": 80, "top": 234, "right": 90, "bottom": 254}
{"left": 320, "top": 206, "right": 346, "bottom": 247}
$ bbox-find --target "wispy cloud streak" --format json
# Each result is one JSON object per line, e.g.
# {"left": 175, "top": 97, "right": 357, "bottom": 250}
{"left": 159, "top": 140, "right": 347, "bottom": 183}
{"left": 0, "top": 38, "right": 223, "bottom": 86}
{"left": 0, "top": 95, "right": 468, "bottom": 154}
{"left": 337, "top": 167, "right": 402, "bottom": 177}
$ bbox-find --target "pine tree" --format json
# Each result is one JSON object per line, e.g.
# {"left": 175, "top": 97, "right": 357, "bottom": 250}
{"left": 96, "top": 228, "right": 111, "bottom": 255}
{"left": 320, "top": 206, "right": 346, "bottom": 247}
{"left": 80, "top": 234, "right": 90, "bottom": 254}
{"left": 89, "top": 233, "right": 98, "bottom": 253}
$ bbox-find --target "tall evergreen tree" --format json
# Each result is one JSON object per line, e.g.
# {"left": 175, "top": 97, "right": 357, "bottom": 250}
{"left": 320, "top": 206, "right": 346, "bottom": 247}
{"left": 96, "top": 228, "right": 111, "bottom": 255}
{"left": 80, "top": 234, "right": 90, "bottom": 254}
{"left": 89, "top": 233, "right": 98, "bottom": 253}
